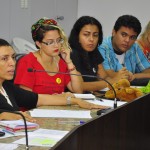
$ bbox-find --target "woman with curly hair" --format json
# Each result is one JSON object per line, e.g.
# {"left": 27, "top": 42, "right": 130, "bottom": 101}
{"left": 69, "top": 16, "right": 122, "bottom": 92}
{"left": 14, "top": 17, "right": 83, "bottom": 94}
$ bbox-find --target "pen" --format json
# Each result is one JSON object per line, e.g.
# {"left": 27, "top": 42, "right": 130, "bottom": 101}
{"left": 2, "top": 129, "right": 15, "bottom": 135}
{"left": 58, "top": 120, "right": 85, "bottom": 125}
{"left": 95, "top": 97, "right": 104, "bottom": 102}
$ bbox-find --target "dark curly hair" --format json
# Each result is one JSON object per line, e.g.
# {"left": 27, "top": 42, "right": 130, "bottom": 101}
{"left": 114, "top": 15, "right": 141, "bottom": 36}
{"left": 69, "top": 16, "right": 103, "bottom": 74}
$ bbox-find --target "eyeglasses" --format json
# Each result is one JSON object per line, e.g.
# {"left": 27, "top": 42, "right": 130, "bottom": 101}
{"left": 41, "top": 38, "right": 64, "bottom": 46}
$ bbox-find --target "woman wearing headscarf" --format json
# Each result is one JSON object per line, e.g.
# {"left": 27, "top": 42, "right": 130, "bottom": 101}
{"left": 14, "top": 17, "right": 82, "bottom": 94}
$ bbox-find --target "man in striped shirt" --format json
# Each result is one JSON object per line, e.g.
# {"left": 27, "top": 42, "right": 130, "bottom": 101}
{"left": 98, "top": 15, "right": 150, "bottom": 86}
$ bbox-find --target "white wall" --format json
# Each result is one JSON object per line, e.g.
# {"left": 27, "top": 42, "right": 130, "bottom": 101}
{"left": 78, "top": 0, "right": 150, "bottom": 37}
{"left": 0, "top": 0, "right": 78, "bottom": 43}
{"left": 1, "top": 0, "right": 149, "bottom": 43}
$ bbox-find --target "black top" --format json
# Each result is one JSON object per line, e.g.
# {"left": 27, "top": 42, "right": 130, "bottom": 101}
{"left": 0, "top": 81, "right": 38, "bottom": 112}
{"left": 71, "top": 50, "right": 104, "bottom": 82}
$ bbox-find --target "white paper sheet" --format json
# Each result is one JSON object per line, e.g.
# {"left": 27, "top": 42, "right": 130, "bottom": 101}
{"left": 0, "top": 128, "right": 25, "bottom": 139}
{"left": 0, "top": 131, "right": 25, "bottom": 139}
{"left": 0, "top": 143, "right": 18, "bottom": 149}
{"left": 100, "top": 86, "right": 143, "bottom": 92}
{"left": 13, "top": 128, "right": 69, "bottom": 147}
{"left": 0, "top": 119, "right": 38, "bottom": 128}
{"left": 100, "top": 87, "right": 109, "bottom": 92}
{"left": 85, "top": 99, "right": 127, "bottom": 107}
{"left": 32, "top": 128, "right": 68, "bottom": 137}
{"left": 30, "top": 109, "right": 92, "bottom": 118}
{"left": 74, "top": 94, "right": 95, "bottom": 99}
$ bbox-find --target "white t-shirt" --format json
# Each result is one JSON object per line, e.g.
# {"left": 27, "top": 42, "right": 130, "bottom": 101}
{"left": 115, "top": 53, "right": 125, "bottom": 66}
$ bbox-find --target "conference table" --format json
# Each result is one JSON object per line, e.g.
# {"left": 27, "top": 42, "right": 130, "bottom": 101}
{"left": 1, "top": 92, "right": 150, "bottom": 150}
{"left": 0, "top": 105, "right": 98, "bottom": 150}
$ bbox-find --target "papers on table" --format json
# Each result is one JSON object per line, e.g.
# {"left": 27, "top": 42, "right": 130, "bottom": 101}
{"left": 85, "top": 99, "right": 127, "bottom": 107}
{"left": 100, "top": 88, "right": 109, "bottom": 92}
{"left": 74, "top": 94, "right": 127, "bottom": 107}
{"left": 0, "top": 143, "right": 18, "bottom": 149}
{"left": 13, "top": 128, "right": 69, "bottom": 147}
{"left": 74, "top": 94, "right": 95, "bottom": 100}
{"left": 0, "top": 129, "right": 25, "bottom": 139}
{"left": 30, "top": 109, "right": 92, "bottom": 118}
{"left": 100, "top": 86, "right": 143, "bottom": 92}
{"left": 0, "top": 119, "right": 38, "bottom": 129}
{"left": 0, "top": 120, "right": 39, "bottom": 134}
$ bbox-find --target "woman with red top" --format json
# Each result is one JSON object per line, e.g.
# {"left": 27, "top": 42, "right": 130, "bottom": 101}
{"left": 14, "top": 17, "right": 83, "bottom": 94}
{"left": 137, "top": 21, "right": 150, "bottom": 61}
{"left": 0, "top": 38, "right": 108, "bottom": 121}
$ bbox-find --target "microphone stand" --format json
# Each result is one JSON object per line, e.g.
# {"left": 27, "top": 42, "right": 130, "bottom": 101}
{"left": 0, "top": 109, "right": 29, "bottom": 149}
{"left": 28, "top": 68, "right": 117, "bottom": 109}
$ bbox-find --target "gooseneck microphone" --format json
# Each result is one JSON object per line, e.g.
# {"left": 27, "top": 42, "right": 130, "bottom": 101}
{"left": 27, "top": 68, "right": 118, "bottom": 109}
{"left": 0, "top": 109, "right": 29, "bottom": 149}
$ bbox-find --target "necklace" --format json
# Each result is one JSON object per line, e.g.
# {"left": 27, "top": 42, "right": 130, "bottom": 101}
{"left": 0, "top": 86, "right": 12, "bottom": 106}
{"left": 38, "top": 51, "right": 59, "bottom": 72}
{"left": 53, "top": 57, "right": 59, "bottom": 72}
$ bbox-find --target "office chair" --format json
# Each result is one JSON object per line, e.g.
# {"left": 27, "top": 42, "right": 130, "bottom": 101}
{"left": 11, "top": 37, "right": 37, "bottom": 54}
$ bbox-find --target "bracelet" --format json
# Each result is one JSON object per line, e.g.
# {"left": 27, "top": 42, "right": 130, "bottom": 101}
{"left": 68, "top": 66, "right": 76, "bottom": 72}
{"left": 66, "top": 96, "right": 72, "bottom": 105}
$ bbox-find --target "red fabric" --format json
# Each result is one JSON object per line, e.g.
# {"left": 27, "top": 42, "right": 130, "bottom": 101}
{"left": 137, "top": 40, "right": 150, "bottom": 62}
{"left": 19, "top": 107, "right": 28, "bottom": 112}
{"left": 14, "top": 52, "right": 71, "bottom": 94}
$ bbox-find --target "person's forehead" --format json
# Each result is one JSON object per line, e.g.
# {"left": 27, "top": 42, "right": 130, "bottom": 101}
{"left": 0, "top": 46, "right": 15, "bottom": 56}
{"left": 81, "top": 24, "right": 99, "bottom": 32}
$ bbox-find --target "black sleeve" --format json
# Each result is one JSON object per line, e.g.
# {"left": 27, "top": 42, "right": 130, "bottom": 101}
{"left": 3, "top": 81, "right": 38, "bottom": 111}
{"left": 95, "top": 50, "right": 104, "bottom": 65}
{"left": 70, "top": 50, "right": 82, "bottom": 73}
{"left": 0, "top": 94, "right": 18, "bottom": 112}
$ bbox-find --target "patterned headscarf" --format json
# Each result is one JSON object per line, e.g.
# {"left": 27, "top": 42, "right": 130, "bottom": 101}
{"left": 31, "top": 17, "right": 71, "bottom": 51}
{"left": 31, "top": 17, "right": 58, "bottom": 39}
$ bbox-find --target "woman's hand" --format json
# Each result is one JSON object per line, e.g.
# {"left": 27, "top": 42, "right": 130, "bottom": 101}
{"left": 21, "top": 111, "right": 36, "bottom": 122}
{"left": 73, "top": 98, "right": 109, "bottom": 110}
{"left": 60, "top": 47, "right": 72, "bottom": 63}
{"left": 0, "top": 111, "right": 36, "bottom": 123}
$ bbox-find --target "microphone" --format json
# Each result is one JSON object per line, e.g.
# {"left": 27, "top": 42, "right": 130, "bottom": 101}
{"left": 27, "top": 68, "right": 118, "bottom": 112}
{"left": 0, "top": 109, "right": 29, "bottom": 149}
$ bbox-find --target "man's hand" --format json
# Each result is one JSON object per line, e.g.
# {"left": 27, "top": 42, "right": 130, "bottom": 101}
{"left": 127, "top": 71, "right": 135, "bottom": 81}
{"left": 117, "top": 67, "right": 130, "bottom": 79}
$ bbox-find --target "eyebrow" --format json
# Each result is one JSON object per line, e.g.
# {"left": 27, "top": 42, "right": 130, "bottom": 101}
{"left": 45, "top": 37, "right": 61, "bottom": 40}
{"left": 0, "top": 52, "right": 16, "bottom": 57}
{"left": 83, "top": 31, "right": 99, "bottom": 34}
{"left": 121, "top": 31, "right": 137, "bottom": 36}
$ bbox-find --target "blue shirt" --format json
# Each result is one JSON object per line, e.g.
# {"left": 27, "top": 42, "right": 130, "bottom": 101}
{"left": 98, "top": 36, "right": 150, "bottom": 73}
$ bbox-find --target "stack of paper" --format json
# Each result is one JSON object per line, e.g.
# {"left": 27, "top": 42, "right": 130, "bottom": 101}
{"left": 30, "top": 109, "right": 91, "bottom": 118}
{"left": 74, "top": 94, "right": 96, "bottom": 100}
{"left": 0, "top": 119, "right": 39, "bottom": 134}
